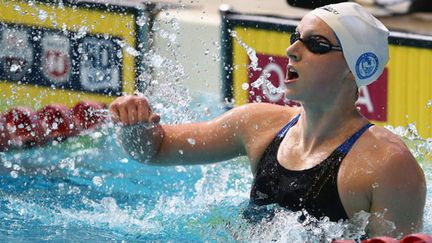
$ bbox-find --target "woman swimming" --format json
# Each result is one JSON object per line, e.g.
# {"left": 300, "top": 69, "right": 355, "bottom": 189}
{"left": 109, "top": 2, "right": 426, "bottom": 238}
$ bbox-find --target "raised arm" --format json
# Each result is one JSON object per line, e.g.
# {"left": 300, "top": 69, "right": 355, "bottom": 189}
{"left": 109, "top": 95, "right": 256, "bottom": 165}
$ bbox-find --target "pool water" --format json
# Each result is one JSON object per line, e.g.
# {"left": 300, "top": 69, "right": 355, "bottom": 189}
{"left": 0, "top": 93, "right": 431, "bottom": 242}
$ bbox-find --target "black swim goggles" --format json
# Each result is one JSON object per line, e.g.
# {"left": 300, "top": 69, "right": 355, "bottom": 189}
{"left": 289, "top": 31, "right": 343, "bottom": 54}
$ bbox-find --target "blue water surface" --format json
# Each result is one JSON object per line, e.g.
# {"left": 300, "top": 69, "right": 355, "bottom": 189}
{"left": 0, "top": 93, "right": 431, "bottom": 242}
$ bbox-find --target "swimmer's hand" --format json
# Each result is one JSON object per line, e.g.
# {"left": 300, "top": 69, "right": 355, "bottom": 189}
{"left": 109, "top": 95, "right": 164, "bottom": 163}
{"left": 109, "top": 95, "right": 160, "bottom": 126}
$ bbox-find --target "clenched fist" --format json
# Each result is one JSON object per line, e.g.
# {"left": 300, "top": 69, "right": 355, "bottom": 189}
{"left": 109, "top": 95, "right": 160, "bottom": 126}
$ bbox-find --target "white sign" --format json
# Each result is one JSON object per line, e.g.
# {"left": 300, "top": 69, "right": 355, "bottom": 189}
{"left": 261, "top": 63, "right": 285, "bottom": 103}
{"left": 79, "top": 37, "right": 120, "bottom": 92}
{"left": 0, "top": 27, "right": 33, "bottom": 80}
{"left": 41, "top": 33, "right": 71, "bottom": 84}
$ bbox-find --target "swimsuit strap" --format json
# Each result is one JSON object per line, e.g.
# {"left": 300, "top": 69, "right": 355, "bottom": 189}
{"left": 277, "top": 114, "right": 301, "bottom": 138}
{"left": 335, "top": 123, "right": 374, "bottom": 155}
{"left": 276, "top": 114, "right": 372, "bottom": 156}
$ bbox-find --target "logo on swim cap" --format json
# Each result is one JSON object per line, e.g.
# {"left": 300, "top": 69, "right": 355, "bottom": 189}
{"left": 320, "top": 6, "right": 340, "bottom": 15}
{"left": 356, "top": 52, "right": 379, "bottom": 80}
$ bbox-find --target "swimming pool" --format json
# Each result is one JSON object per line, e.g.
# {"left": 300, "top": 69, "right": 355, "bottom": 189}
{"left": 0, "top": 93, "right": 431, "bottom": 242}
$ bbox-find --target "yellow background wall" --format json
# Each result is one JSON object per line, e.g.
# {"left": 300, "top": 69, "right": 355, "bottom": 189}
{"left": 0, "top": 0, "right": 137, "bottom": 111}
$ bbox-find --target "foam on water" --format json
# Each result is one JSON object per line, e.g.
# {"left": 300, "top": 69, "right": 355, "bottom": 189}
{"left": 1, "top": 94, "right": 431, "bottom": 241}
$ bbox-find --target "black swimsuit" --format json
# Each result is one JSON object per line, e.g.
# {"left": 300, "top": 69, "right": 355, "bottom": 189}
{"left": 249, "top": 114, "right": 373, "bottom": 222}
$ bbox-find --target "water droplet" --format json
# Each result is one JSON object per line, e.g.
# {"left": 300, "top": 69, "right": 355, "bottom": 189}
{"left": 427, "top": 100, "right": 432, "bottom": 108}
{"left": 101, "top": 197, "right": 118, "bottom": 211}
{"left": 168, "top": 33, "right": 176, "bottom": 42}
{"left": 58, "top": 158, "right": 75, "bottom": 170}
{"left": 204, "top": 107, "right": 211, "bottom": 116}
{"left": 116, "top": 50, "right": 123, "bottom": 58}
{"left": 151, "top": 54, "right": 164, "bottom": 68}
{"left": 69, "top": 186, "right": 81, "bottom": 194}
{"left": 75, "top": 26, "right": 88, "bottom": 39}
{"left": 224, "top": 98, "right": 235, "bottom": 108}
{"left": 13, "top": 5, "right": 21, "bottom": 12}
{"left": 3, "top": 161, "right": 12, "bottom": 168}
{"left": 96, "top": 71, "right": 105, "bottom": 81}
{"left": 120, "top": 158, "right": 129, "bottom": 163}
{"left": 10, "top": 171, "right": 18, "bottom": 178}
{"left": 372, "top": 182, "right": 379, "bottom": 188}
{"left": 113, "top": 39, "right": 140, "bottom": 57}
{"left": 187, "top": 138, "right": 196, "bottom": 145}
{"left": 175, "top": 166, "right": 186, "bottom": 172}
{"left": 92, "top": 176, "right": 103, "bottom": 187}
{"left": 38, "top": 9, "right": 48, "bottom": 21}
{"left": 178, "top": 149, "right": 184, "bottom": 155}
{"left": 242, "top": 83, "right": 249, "bottom": 90}
{"left": 10, "top": 64, "right": 20, "bottom": 72}
{"left": 71, "top": 169, "right": 79, "bottom": 176}
{"left": 90, "top": 132, "right": 103, "bottom": 139}
{"left": 126, "top": 46, "right": 140, "bottom": 56}
{"left": 136, "top": 16, "right": 146, "bottom": 26}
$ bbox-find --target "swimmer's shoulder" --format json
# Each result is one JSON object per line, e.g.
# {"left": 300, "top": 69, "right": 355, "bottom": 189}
{"left": 359, "top": 125, "right": 415, "bottom": 161}
{"left": 236, "top": 103, "right": 301, "bottom": 137}
{"left": 345, "top": 125, "right": 426, "bottom": 228}
{"left": 346, "top": 125, "right": 423, "bottom": 181}
{"left": 228, "top": 102, "right": 300, "bottom": 125}
{"left": 341, "top": 125, "right": 425, "bottom": 208}
{"left": 225, "top": 103, "right": 301, "bottom": 169}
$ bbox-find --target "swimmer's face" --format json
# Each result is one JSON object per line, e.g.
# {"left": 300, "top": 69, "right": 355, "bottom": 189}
{"left": 285, "top": 13, "right": 354, "bottom": 104}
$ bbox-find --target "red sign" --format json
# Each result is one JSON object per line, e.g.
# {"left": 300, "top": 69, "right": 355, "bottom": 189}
{"left": 356, "top": 68, "right": 388, "bottom": 121}
{"left": 248, "top": 54, "right": 288, "bottom": 105}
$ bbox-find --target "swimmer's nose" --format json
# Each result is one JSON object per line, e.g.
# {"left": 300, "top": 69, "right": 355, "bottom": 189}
{"left": 286, "top": 46, "right": 300, "bottom": 62}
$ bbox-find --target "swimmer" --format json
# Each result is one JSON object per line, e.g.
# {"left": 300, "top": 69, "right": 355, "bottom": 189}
{"left": 109, "top": 2, "right": 426, "bottom": 238}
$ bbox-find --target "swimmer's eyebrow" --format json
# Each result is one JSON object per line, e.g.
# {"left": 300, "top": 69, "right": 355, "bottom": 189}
{"left": 295, "top": 28, "right": 332, "bottom": 40}
{"left": 295, "top": 28, "right": 318, "bottom": 37}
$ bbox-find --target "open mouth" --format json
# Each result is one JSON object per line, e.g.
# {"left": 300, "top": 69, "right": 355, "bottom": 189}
{"left": 287, "top": 66, "right": 299, "bottom": 81}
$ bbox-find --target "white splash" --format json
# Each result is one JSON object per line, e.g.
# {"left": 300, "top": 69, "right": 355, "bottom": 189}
{"left": 230, "top": 30, "right": 284, "bottom": 97}
{"left": 187, "top": 138, "right": 196, "bottom": 145}
{"left": 229, "top": 30, "right": 260, "bottom": 72}
{"left": 92, "top": 176, "right": 103, "bottom": 187}
{"left": 113, "top": 39, "right": 140, "bottom": 57}
{"left": 38, "top": 9, "right": 48, "bottom": 21}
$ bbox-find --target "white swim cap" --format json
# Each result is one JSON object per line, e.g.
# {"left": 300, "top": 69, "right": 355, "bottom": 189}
{"left": 310, "top": 2, "right": 389, "bottom": 86}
